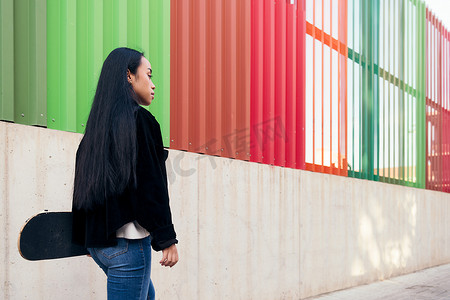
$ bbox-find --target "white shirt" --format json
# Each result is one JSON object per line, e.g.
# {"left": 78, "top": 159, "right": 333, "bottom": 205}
{"left": 116, "top": 221, "right": 150, "bottom": 239}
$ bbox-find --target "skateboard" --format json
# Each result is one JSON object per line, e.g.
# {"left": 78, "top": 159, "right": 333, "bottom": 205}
{"left": 18, "top": 211, "right": 88, "bottom": 261}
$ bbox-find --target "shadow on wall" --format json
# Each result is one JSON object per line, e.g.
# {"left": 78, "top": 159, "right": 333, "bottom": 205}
{"left": 349, "top": 185, "right": 443, "bottom": 285}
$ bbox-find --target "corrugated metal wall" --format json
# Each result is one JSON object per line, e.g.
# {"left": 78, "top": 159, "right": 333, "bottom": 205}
{"left": 1, "top": 0, "right": 450, "bottom": 193}
{"left": 304, "top": 0, "right": 347, "bottom": 175}
{"left": 170, "top": 0, "right": 251, "bottom": 160}
{"left": 250, "top": 0, "right": 306, "bottom": 169}
{"left": 443, "top": 28, "right": 450, "bottom": 193}
{"left": 170, "top": 0, "right": 306, "bottom": 169}
{"left": 444, "top": 29, "right": 450, "bottom": 193}
{"left": 345, "top": 0, "right": 426, "bottom": 188}
{"left": 0, "top": 0, "right": 47, "bottom": 126}
{"left": 46, "top": 0, "right": 171, "bottom": 145}
{"left": 426, "top": 9, "right": 450, "bottom": 192}
{"left": 0, "top": 0, "right": 14, "bottom": 122}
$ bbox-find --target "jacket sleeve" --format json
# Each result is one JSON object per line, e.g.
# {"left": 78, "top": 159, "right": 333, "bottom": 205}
{"left": 134, "top": 109, "right": 178, "bottom": 251}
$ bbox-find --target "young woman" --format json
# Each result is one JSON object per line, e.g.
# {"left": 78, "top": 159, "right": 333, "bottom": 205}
{"left": 72, "top": 47, "right": 178, "bottom": 300}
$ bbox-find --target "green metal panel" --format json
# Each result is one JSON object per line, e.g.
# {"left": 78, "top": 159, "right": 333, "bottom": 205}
{"left": 398, "top": 0, "right": 405, "bottom": 183}
{"left": 347, "top": 0, "right": 426, "bottom": 188}
{"left": 0, "top": 0, "right": 14, "bottom": 122}
{"left": 358, "top": 0, "right": 378, "bottom": 180}
{"left": 47, "top": 0, "right": 76, "bottom": 131}
{"left": 46, "top": 0, "right": 170, "bottom": 146}
{"left": 373, "top": 0, "right": 380, "bottom": 181}
{"left": 15, "top": 0, "right": 47, "bottom": 126}
{"left": 350, "top": 0, "right": 356, "bottom": 178}
{"left": 416, "top": 0, "right": 426, "bottom": 188}
{"left": 0, "top": 0, "right": 46, "bottom": 125}
{"left": 147, "top": 0, "right": 171, "bottom": 147}
{"left": 405, "top": 0, "right": 410, "bottom": 184}
{"left": 361, "top": 0, "right": 369, "bottom": 179}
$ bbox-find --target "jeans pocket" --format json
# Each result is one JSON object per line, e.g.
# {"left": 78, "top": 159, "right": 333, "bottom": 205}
{"left": 98, "top": 239, "right": 129, "bottom": 259}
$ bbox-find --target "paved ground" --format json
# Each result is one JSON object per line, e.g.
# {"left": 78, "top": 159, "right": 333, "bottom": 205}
{"left": 307, "top": 263, "right": 450, "bottom": 300}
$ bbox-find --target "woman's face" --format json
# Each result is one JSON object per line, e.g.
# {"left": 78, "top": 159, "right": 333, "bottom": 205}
{"left": 128, "top": 57, "right": 155, "bottom": 106}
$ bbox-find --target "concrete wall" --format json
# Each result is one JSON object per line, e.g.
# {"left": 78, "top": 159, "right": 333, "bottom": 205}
{"left": 1, "top": 121, "right": 449, "bottom": 299}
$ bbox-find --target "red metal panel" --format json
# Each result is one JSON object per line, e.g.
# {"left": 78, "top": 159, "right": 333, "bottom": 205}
{"left": 250, "top": 0, "right": 264, "bottom": 163}
{"left": 285, "top": 1, "right": 298, "bottom": 169}
{"left": 438, "top": 20, "right": 443, "bottom": 190}
{"left": 262, "top": 0, "right": 275, "bottom": 165}
{"left": 427, "top": 9, "right": 437, "bottom": 190}
{"left": 426, "top": 8, "right": 429, "bottom": 188}
{"left": 171, "top": 0, "right": 306, "bottom": 169}
{"left": 274, "top": 0, "right": 287, "bottom": 167}
{"left": 425, "top": 9, "right": 447, "bottom": 192}
{"left": 250, "top": 0, "right": 306, "bottom": 169}
{"left": 444, "top": 29, "right": 450, "bottom": 192}
{"left": 170, "top": 0, "right": 251, "bottom": 159}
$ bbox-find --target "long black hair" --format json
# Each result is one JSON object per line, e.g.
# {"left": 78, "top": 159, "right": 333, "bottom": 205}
{"left": 73, "top": 47, "right": 144, "bottom": 210}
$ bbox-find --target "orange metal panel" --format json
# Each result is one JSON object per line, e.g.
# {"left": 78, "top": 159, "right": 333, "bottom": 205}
{"left": 306, "top": 23, "right": 347, "bottom": 55}
{"left": 338, "top": 0, "right": 348, "bottom": 176}
{"left": 222, "top": 0, "right": 238, "bottom": 158}
{"left": 330, "top": 0, "right": 334, "bottom": 175}
{"left": 321, "top": 0, "right": 324, "bottom": 174}
{"left": 170, "top": 0, "right": 251, "bottom": 159}
{"left": 189, "top": 0, "right": 207, "bottom": 153}
{"left": 236, "top": 0, "right": 251, "bottom": 161}
{"left": 205, "top": 0, "right": 223, "bottom": 156}
{"left": 170, "top": 0, "right": 190, "bottom": 150}
{"left": 297, "top": 0, "right": 306, "bottom": 170}
{"left": 304, "top": 0, "right": 347, "bottom": 175}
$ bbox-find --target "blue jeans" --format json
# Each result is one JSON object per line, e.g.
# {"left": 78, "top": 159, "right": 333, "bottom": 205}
{"left": 88, "top": 237, "right": 155, "bottom": 300}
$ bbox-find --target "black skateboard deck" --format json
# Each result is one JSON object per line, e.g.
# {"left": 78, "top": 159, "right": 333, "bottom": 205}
{"left": 18, "top": 211, "right": 88, "bottom": 261}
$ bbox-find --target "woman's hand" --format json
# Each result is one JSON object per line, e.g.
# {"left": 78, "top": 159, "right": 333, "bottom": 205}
{"left": 160, "top": 244, "right": 179, "bottom": 268}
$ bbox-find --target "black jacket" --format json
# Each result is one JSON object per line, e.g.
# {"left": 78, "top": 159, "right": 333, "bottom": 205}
{"left": 72, "top": 107, "right": 177, "bottom": 251}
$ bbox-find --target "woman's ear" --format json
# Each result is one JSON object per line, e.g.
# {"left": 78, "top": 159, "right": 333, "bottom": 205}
{"left": 127, "top": 69, "right": 132, "bottom": 84}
